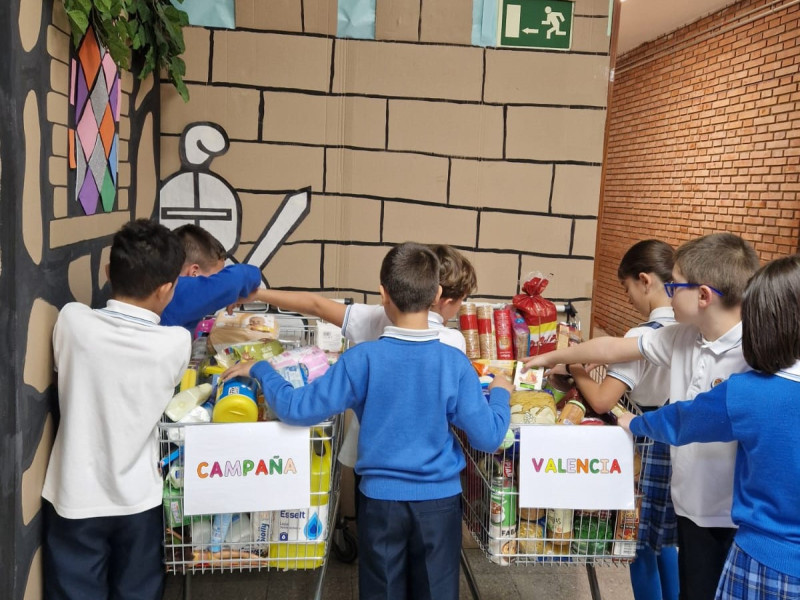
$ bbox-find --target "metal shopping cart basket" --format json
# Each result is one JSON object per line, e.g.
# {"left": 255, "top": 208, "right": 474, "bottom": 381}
{"left": 159, "top": 313, "right": 350, "bottom": 600}
{"left": 457, "top": 379, "right": 651, "bottom": 600}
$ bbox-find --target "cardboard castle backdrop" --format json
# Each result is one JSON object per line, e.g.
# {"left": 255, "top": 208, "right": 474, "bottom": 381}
{"left": 1, "top": 1, "right": 612, "bottom": 597}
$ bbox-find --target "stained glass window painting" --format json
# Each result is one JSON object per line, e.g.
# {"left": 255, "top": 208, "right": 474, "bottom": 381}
{"left": 69, "top": 26, "right": 121, "bottom": 215}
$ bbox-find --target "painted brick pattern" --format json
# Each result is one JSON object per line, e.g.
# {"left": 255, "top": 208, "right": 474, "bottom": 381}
{"left": 596, "top": 0, "right": 800, "bottom": 336}
{"left": 261, "top": 92, "right": 386, "bottom": 148}
{"left": 388, "top": 100, "right": 504, "bottom": 158}
{"left": 376, "top": 0, "right": 420, "bottom": 42}
{"left": 160, "top": 3, "right": 613, "bottom": 314}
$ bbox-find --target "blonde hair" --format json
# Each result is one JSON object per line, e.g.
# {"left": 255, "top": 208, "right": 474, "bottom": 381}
{"left": 428, "top": 245, "right": 477, "bottom": 300}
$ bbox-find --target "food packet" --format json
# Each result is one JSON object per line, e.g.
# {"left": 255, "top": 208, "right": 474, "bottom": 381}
{"left": 268, "top": 346, "right": 330, "bottom": 383}
{"left": 513, "top": 273, "right": 557, "bottom": 355}
{"left": 215, "top": 340, "right": 284, "bottom": 368}
{"left": 276, "top": 365, "right": 307, "bottom": 389}
{"left": 512, "top": 312, "right": 531, "bottom": 359}
{"left": 208, "top": 311, "right": 280, "bottom": 353}
{"left": 513, "top": 361, "right": 544, "bottom": 391}
{"left": 470, "top": 359, "right": 516, "bottom": 380}
{"left": 571, "top": 517, "right": 613, "bottom": 555}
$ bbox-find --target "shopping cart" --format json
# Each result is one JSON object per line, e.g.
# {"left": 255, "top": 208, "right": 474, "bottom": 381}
{"left": 457, "top": 369, "right": 650, "bottom": 600}
{"left": 159, "top": 314, "right": 350, "bottom": 600}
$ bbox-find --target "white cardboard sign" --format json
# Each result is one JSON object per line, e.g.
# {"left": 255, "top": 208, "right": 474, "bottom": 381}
{"left": 183, "top": 422, "right": 310, "bottom": 515}
{"left": 518, "top": 425, "right": 635, "bottom": 510}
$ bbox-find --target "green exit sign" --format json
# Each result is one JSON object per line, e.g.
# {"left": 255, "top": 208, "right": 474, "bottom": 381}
{"left": 498, "top": 0, "right": 574, "bottom": 50}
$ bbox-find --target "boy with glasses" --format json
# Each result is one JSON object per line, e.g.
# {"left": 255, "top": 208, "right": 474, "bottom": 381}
{"left": 524, "top": 232, "right": 760, "bottom": 600}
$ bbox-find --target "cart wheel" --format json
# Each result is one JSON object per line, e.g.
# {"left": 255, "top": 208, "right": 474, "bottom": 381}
{"left": 332, "top": 518, "right": 358, "bottom": 563}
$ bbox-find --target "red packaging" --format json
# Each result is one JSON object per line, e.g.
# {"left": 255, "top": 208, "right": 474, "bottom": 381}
{"left": 458, "top": 303, "right": 481, "bottom": 359}
{"left": 512, "top": 273, "right": 557, "bottom": 355}
{"left": 477, "top": 305, "right": 494, "bottom": 334}
{"left": 459, "top": 312, "right": 478, "bottom": 331}
{"left": 493, "top": 306, "right": 514, "bottom": 360}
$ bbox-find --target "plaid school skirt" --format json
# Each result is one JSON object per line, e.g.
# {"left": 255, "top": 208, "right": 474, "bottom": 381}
{"left": 716, "top": 542, "right": 800, "bottom": 599}
{"left": 637, "top": 437, "right": 678, "bottom": 551}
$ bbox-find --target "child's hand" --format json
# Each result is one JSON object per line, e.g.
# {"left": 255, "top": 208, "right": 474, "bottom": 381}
{"left": 522, "top": 353, "right": 557, "bottom": 371}
{"left": 221, "top": 361, "right": 255, "bottom": 382}
{"left": 546, "top": 363, "right": 570, "bottom": 377}
{"left": 615, "top": 412, "right": 635, "bottom": 431}
{"left": 489, "top": 373, "right": 514, "bottom": 394}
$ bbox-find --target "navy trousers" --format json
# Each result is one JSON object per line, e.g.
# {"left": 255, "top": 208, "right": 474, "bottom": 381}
{"left": 43, "top": 500, "right": 164, "bottom": 600}
{"left": 676, "top": 515, "right": 736, "bottom": 600}
{"left": 357, "top": 492, "right": 462, "bottom": 600}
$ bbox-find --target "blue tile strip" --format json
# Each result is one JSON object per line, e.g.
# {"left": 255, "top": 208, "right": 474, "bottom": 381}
{"left": 337, "top": 0, "right": 377, "bottom": 40}
{"left": 472, "top": 0, "right": 498, "bottom": 47}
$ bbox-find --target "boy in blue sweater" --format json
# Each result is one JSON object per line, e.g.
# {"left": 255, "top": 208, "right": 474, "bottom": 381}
{"left": 222, "top": 242, "right": 512, "bottom": 600}
{"left": 617, "top": 254, "right": 800, "bottom": 599}
{"left": 160, "top": 224, "right": 262, "bottom": 331}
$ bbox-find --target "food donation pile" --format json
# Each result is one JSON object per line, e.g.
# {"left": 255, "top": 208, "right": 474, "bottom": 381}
{"left": 458, "top": 274, "right": 642, "bottom": 564}
{"left": 160, "top": 311, "right": 342, "bottom": 568}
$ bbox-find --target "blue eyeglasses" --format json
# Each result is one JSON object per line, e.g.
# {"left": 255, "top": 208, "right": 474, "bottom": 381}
{"left": 664, "top": 282, "right": 724, "bottom": 298}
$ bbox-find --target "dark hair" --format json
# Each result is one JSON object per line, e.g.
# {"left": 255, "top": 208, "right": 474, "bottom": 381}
{"left": 617, "top": 239, "right": 674, "bottom": 284}
{"left": 174, "top": 224, "right": 227, "bottom": 271}
{"left": 742, "top": 254, "right": 800, "bottom": 374}
{"left": 428, "top": 244, "right": 477, "bottom": 300}
{"left": 379, "top": 242, "right": 440, "bottom": 312}
{"left": 109, "top": 219, "right": 185, "bottom": 299}
{"left": 675, "top": 233, "right": 760, "bottom": 308}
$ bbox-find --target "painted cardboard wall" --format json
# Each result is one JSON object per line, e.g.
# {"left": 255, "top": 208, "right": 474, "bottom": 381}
{"left": 0, "top": 1, "right": 160, "bottom": 597}
{"left": 160, "top": 0, "right": 613, "bottom": 323}
{"left": 594, "top": 0, "right": 800, "bottom": 336}
{"left": 0, "top": 1, "right": 613, "bottom": 597}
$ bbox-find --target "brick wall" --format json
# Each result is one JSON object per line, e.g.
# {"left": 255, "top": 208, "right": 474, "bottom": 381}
{"left": 595, "top": 0, "right": 800, "bottom": 336}
{"left": 160, "top": 0, "right": 613, "bottom": 324}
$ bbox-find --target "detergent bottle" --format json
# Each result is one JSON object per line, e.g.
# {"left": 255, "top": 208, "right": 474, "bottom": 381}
{"left": 310, "top": 429, "right": 332, "bottom": 506}
{"left": 212, "top": 376, "right": 259, "bottom": 423}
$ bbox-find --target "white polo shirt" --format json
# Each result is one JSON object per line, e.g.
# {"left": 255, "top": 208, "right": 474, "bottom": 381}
{"left": 338, "top": 304, "right": 467, "bottom": 467}
{"left": 43, "top": 300, "right": 191, "bottom": 519}
{"left": 607, "top": 306, "right": 676, "bottom": 408}
{"left": 342, "top": 303, "right": 466, "bottom": 352}
{"left": 638, "top": 321, "right": 748, "bottom": 528}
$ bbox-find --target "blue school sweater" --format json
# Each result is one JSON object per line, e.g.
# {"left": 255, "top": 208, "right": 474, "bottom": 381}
{"left": 161, "top": 264, "right": 262, "bottom": 331}
{"left": 251, "top": 327, "right": 511, "bottom": 502}
{"left": 630, "top": 369, "right": 800, "bottom": 577}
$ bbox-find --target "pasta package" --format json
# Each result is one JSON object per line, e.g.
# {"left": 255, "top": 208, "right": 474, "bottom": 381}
{"left": 509, "top": 390, "right": 557, "bottom": 425}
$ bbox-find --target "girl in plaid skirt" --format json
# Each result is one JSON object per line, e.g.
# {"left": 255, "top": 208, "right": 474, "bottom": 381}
{"left": 565, "top": 240, "right": 679, "bottom": 600}
{"left": 618, "top": 254, "right": 800, "bottom": 600}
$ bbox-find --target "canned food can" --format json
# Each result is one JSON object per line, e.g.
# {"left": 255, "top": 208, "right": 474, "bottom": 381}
{"left": 488, "top": 455, "right": 515, "bottom": 479}
{"left": 490, "top": 476, "right": 518, "bottom": 528}
{"left": 488, "top": 523, "right": 517, "bottom": 565}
